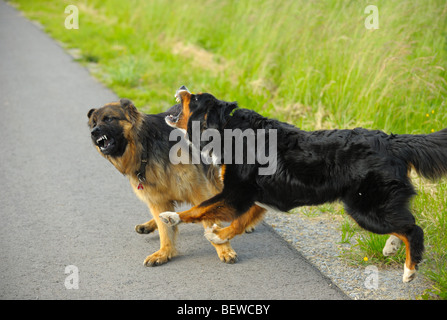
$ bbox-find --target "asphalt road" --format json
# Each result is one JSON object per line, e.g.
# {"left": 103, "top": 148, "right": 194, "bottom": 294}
{"left": 0, "top": 1, "right": 347, "bottom": 300}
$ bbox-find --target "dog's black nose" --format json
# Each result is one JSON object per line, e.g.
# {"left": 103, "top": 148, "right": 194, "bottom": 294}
{"left": 91, "top": 126, "right": 100, "bottom": 137}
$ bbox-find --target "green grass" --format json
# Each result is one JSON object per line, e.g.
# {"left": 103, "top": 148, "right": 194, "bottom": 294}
{"left": 412, "top": 177, "right": 447, "bottom": 299}
{"left": 11, "top": 0, "right": 447, "bottom": 299}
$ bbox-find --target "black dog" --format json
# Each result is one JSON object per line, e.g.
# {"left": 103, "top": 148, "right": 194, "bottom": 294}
{"left": 160, "top": 87, "right": 447, "bottom": 282}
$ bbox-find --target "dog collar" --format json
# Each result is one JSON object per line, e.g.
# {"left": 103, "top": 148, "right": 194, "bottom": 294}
{"left": 135, "top": 138, "right": 150, "bottom": 189}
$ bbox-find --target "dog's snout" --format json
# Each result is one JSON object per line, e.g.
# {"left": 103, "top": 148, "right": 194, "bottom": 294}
{"left": 91, "top": 126, "right": 100, "bottom": 137}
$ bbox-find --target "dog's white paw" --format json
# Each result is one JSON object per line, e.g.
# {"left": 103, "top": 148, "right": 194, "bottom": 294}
{"left": 403, "top": 265, "right": 417, "bottom": 283}
{"left": 383, "top": 235, "right": 403, "bottom": 256}
{"left": 159, "top": 212, "right": 181, "bottom": 227}
{"left": 204, "top": 224, "right": 229, "bottom": 244}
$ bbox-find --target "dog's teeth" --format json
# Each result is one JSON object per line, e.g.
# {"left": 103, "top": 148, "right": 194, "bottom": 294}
{"left": 96, "top": 135, "right": 108, "bottom": 144}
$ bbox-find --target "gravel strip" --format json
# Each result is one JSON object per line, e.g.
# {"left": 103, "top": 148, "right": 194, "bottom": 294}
{"left": 263, "top": 208, "right": 433, "bottom": 300}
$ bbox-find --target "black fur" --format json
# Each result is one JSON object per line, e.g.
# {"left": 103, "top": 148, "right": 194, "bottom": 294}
{"left": 177, "top": 92, "right": 447, "bottom": 267}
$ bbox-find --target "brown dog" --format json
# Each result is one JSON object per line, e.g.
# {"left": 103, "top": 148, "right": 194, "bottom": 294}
{"left": 87, "top": 98, "right": 240, "bottom": 266}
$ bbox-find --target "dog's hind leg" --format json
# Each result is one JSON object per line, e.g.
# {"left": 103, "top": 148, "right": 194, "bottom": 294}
{"left": 380, "top": 206, "right": 424, "bottom": 282}
{"left": 343, "top": 174, "right": 424, "bottom": 282}
{"left": 392, "top": 225, "right": 424, "bottom": 283}
{"left": 204, "top": 205, "right": 266, "bottom": 244}
{"left": 345, "top": 201, "right": 424, "bottom": 282}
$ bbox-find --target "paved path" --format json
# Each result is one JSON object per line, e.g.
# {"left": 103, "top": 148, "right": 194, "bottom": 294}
{"left": 0, "top": 1, "right": 347, "bottom": 300}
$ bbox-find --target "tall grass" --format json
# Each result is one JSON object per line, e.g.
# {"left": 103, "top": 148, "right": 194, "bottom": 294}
{"left": 14, "top": 0, "right": 447, "bottom": 133}
{"left": 12, "top": 0, "right": 447, "bottom": 298}
{"left": 412, "top": 178, "right": 447, "bottom": 299}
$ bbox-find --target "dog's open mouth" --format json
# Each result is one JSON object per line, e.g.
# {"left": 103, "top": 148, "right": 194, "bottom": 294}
{"left": 165, "top": 111, "right": 181, "bottom": 127}
{"left": 165, "top": 85, "right": 189, "bottom": 127}
{"left": 96, "top": 134, "right": 116, "bottom": 152}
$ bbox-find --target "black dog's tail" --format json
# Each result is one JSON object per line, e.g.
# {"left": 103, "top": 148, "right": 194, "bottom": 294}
{"left": 392, "top": 128, "right": 447, "bottom": 180}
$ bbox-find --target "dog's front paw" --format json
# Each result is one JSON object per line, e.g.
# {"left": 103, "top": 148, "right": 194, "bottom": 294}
{"left": 204, "top": 224, "right": 229, "bottom": 244}
{"left": 216, "top": 245, "right": 238, "bottom": 264}
{"left": 159, "top": 211, "right": 181, "bottom": 226}
{"left": 143, "top": 249, "right": 175, "bottom": 267}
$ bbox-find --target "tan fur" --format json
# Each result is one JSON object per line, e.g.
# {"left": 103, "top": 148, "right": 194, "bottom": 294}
{"left": 175, "top": 91, "right": 191, "bottom": 130}
{"left": 211, "top": 206, "right": 266, "bottom": 242}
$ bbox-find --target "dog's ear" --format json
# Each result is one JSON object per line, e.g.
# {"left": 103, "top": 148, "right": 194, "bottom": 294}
{"left": 120, "top": 98, "right": 139, "bottom": 124}
{"left": 205, "top": 101, "right": 237, "bottom": 129}
{"left": 87, "top": 108, "right": 96, "bottom": 119}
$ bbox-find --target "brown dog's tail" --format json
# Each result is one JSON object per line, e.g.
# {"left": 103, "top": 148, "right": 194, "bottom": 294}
{"left": 392, "top": 128, "right": 447, "bottom": 180}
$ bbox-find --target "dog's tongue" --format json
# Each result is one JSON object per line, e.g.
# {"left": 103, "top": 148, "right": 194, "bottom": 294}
{"left": 104, "top": 139, "right": 111, "bottom": 148}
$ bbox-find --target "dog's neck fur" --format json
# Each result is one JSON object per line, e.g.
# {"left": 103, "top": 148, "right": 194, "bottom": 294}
{"left": 106, "top": 113, "right": 145, "bottom": 177}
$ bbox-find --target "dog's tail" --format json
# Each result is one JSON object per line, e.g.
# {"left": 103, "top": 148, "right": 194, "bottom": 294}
{"left": 392, "top": 128, "right": 447, "bottom": 180}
